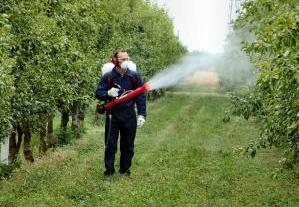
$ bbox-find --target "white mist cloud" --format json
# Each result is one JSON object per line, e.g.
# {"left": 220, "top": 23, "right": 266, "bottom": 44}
{"left": 148, "top": 52, "right": 213, "bottom": 90}
{"left": 147, "top": 29, "right": 256, "bottom": 91}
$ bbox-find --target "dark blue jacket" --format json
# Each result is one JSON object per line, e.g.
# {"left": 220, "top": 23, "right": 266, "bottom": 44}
{"left": 95, "top": 67, "right": 146, "bottom": 117}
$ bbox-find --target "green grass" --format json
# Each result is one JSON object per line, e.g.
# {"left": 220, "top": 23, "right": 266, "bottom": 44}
{"left": 0, "top": 89, "right": 299, "bottom": 206}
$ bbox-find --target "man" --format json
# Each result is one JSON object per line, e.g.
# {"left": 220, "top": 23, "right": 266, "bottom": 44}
{"left": 95, "top": 48, "right": 146, "bottom": 176}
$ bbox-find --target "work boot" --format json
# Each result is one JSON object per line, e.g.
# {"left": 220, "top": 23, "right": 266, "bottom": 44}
{"left": 119, "top": 169, "right": 131, "bottom": 176}
{"left": 104, "top": 169, "right": 115, "bottom": 176}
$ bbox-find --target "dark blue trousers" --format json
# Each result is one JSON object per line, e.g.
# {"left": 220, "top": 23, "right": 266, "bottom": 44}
{"left": 104, "top": 107, "right": 137, "bottom": 172}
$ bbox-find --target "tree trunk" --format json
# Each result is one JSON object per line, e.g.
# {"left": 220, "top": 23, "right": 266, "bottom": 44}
{"left": 78, "top": 105, "right": 86, "bottom": 129}
{"left": 71, "top": 102, "right": 79, "bottom": 138}
{"left": 47, "top": 117, "right": 57, "bottom": 148}
{"left": 39, "top": 124, "right": 47, "bottom": 156}
{"left": 129, "top": 0, "right": 135, "bottom": 13}
{"left": 60, "top": 111, "right": 69, "bottom": 144}
{"left": 16, "top": 125, "right": 23, "bottom": 155}
{"left": 23, "top": 126, "right": 34, "bottom": 162}
{"left": 71, "top": 113, "right": 79, "bottom": 138}
{"left": 9, "top": 125, "right": 24, "bottom": 162}
{"left": 8, "top": 127, "right": 17, "bottom": 162}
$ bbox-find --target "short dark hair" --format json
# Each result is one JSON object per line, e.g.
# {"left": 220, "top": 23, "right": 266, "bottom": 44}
{"left": 113, "top": 48, "right": 127, "bottom": 58}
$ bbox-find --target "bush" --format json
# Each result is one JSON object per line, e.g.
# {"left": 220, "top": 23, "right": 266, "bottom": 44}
{"left": 232, "top": 0, "right": 299, "bottom": 168}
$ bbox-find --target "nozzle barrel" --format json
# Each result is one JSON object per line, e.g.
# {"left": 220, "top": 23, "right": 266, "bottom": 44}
{"left": 104, "top": 83, "right": 150, "bottom": 109}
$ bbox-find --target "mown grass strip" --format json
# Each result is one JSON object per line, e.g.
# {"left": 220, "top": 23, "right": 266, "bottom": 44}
{"left": 0, "top": 93, "right": 298, "bottom": 207}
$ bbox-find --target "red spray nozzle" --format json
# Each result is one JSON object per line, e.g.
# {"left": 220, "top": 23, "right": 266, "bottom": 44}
{"left": 104, "top": 83, "right": 150, "bottom": 109}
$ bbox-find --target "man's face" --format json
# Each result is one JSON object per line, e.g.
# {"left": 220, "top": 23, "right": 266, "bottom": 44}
{"left": 117, "top": 52, "right": 129, "bottom": 64}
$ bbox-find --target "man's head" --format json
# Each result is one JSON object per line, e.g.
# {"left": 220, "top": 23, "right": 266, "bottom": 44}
{"left": 113, "top": 48, "right": 130, "bottom": 73}
{"left": 113, "top": 48, "right": 129, "bottom": 66}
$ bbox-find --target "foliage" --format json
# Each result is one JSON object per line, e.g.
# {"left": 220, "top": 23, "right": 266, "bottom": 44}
{"left": 0, "top": 161, "right": 19, "bottom": 180}
{"left": 232, "top": 0, "right": 299, "bottom": 167}
{"left": 0, "top": 13, "right": 15, "bottom": 141}
{"left": 0, "top": 0, "right": 186, "bottom": 146}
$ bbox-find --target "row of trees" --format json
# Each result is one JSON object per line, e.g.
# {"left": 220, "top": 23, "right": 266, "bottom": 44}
{"left": 232, "top": 0, "right": 298, "bottom": 167}
{"left": 0, "top": 0, "right": 186, "bottom": 163}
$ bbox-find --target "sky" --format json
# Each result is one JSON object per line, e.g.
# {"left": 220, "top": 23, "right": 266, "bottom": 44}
{"left": 152, "top": 0, "right": 231, "bottom": 54}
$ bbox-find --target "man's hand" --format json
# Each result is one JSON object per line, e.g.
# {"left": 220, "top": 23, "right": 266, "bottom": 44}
{"left": 107, "top": 87, "right": 119, "bottom": 97}
{"left": 137, "top": 115, "right": 145, "bottom": 128}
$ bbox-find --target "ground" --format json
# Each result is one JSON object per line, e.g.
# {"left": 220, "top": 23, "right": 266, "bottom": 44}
{"left": 0, "top": 88, "right": 298, "bottom": 207}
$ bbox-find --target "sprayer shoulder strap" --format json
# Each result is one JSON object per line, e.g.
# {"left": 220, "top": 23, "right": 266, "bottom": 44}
{"left": 107, "top": 74, "right": 114, "bottom": 89}
{"left": 107, "top": 73, "right": 138, "bottom": 89}
{"left": 130, "top": 75, "right": 137, "bottom": 89}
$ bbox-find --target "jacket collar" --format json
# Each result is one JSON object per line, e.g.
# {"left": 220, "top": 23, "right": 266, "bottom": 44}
{"left": 111, "top": 67, "right": 135, "bottom": 78}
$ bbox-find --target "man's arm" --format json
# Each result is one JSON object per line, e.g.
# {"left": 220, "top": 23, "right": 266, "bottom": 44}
{"left": 135, "top": 72, "right": 147, "bottom": 118}
{"left": 95, "top": 74, "right": 110, "bottom": 101}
